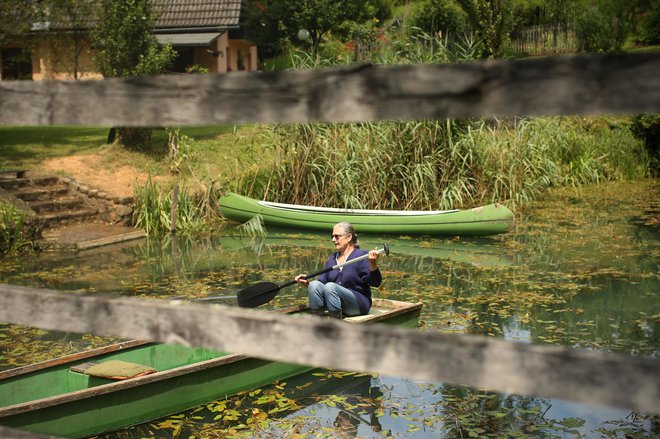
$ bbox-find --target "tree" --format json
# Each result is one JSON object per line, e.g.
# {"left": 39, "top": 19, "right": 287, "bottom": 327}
{"left": 46, "top": 0, "right": 97, "bottom": 80}
{"left": 0, "top": 0, "right": 46, "bottom": 48}
{"left": 243, "top": 0, "right": 382, "bottom": 54}
{"left": 92, "top": 0, "right": 174, "bottom": 77}
{"left": 410, "top": 0, "right": 467, "bottom": 39}
{"left": 575, "top": 0, "right": 630, "bottom": 53}
{"left": 455, "top": 0, "right": 515, "bottom": 58}
{"left": 91, "top": 0, "right": 175, "bottom": 149}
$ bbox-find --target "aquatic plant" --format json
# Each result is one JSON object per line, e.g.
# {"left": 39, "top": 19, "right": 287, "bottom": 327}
{"left": 132, "top": 177, "right": 223, "bottom": 237}
{"left": 234, "top": 214, "right": 267, "bottom": 238}
{"left": 0, "top": 202, "right": 31, "bottom": 254}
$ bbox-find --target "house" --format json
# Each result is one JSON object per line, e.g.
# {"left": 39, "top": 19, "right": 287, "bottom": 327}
{"left": 0, "top": 0, "right": 257, "bottom": 81}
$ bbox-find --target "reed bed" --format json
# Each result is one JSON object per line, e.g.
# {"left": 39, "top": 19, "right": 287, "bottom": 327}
{"left": 226, "top": 116, "right": 649, "bottom": 211}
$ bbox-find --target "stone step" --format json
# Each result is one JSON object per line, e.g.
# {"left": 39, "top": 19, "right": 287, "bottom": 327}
{"left": 14, "top": 186, "right": 70, "bottom": 202}
{"left": 0, "top": 169, "right": 27, "bottom": 179}
{"left": 2, "top": 171, "right": 135, "bottom": 233}
{"left": 0, "top": 175, "right": 60, "bottom": 190}
{"left": 34, "top": 209, "right": 101, "bottom": 228}
{"left": 29, "top": 197, "right": 86, "bottom": 213}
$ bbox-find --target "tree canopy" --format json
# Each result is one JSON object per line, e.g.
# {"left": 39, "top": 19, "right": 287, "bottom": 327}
{"left": 243, "top": 0, "right": 385, "bottom": 54}
{"left": 91, "top": 0, "right": 174, "bottom": 78}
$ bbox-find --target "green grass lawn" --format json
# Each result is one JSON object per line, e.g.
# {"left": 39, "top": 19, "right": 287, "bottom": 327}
{"left": 0, "top": 126, "right": 108, "bottom": 169}
{"left": 0, "top": 125, "right": 273, "bottom": 188}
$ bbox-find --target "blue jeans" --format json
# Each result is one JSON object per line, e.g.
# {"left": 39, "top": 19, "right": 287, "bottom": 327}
{"left": 308, "top": 281, "right": 361, "bottom": 316}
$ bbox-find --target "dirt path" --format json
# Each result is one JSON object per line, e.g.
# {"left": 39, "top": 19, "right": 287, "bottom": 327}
{"left": 39, "top": 153, "right": 152, "bottom": 198}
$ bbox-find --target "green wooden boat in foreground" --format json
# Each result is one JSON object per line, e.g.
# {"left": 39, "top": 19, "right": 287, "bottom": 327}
{"left": 219, "top": 193, "right": 514, "bottom": 236}
{"left": 0, "top": 298, "right": 422, "bottom": 438}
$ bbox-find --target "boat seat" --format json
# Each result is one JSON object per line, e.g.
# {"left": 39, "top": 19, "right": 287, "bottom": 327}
{"left": 70, "top": 360, "right": 156, "bottom": 380}
{"left": 344, "top": 308, "right": 385, "bottom": 323}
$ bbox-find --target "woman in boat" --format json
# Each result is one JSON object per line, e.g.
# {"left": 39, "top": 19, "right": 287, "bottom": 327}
{"left": 295, "top": 222, "right": 382, "bottom": 319}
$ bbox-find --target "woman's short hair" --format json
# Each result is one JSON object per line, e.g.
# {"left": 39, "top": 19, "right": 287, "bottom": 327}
{"left": 335, "top": 222, "right": 358, "bottom": 245}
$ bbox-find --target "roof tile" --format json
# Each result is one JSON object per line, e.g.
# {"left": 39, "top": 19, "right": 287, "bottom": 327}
{"left": 46, "top": 0, "right": 242, "bottom": 31}
{"left": 155, "top": 0, "right": 241, "bottom": 29}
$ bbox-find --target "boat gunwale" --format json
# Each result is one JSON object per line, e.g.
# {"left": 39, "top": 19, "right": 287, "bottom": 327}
{"left": 258, "top": 199, "right": 459, "bottom": 216}
{"left": 226, "top": 205, "right": 514, "bottom": 229}
{"left": 0, "top": 299, "right": 422, "bottom": 418}
{"left": 0, "top": 339, "right": 152, "bottom": 381}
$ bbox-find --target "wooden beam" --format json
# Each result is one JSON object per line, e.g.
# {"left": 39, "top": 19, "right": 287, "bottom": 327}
{"left": 0, "top": 284, "right": 658, "bottom": 415}
{"left": 1, "top": 53, "right": 658, "bottom": 126}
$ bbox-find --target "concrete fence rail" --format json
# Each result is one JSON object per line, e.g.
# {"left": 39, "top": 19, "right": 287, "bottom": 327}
{"left": 1, "top": 52, "right": 659, "bottom": 126}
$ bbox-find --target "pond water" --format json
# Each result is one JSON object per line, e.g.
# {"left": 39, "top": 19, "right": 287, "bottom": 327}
{"left": 1, "top": 179, "right": 658, "bottom": 438}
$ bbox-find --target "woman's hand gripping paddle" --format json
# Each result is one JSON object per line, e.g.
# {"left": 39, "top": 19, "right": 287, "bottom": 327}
{"left": 237, "top": 244, "right": 389, "bottom": 308}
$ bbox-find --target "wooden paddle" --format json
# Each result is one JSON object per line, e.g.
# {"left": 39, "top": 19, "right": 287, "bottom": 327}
{"left": 237, "top": 244, "right": 390, "bottom": 308}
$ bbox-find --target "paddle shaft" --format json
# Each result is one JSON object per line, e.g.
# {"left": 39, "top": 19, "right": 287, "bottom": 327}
{"left": 237, "top": 244, "right": 389, "bottom": 308}
{"left": 279, "top": 246, "right": 388, "bottom": 289}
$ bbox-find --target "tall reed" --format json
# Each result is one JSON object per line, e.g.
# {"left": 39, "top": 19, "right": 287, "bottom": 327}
{"left": 0, "top": 202, "right": 31, "bottom": 254}
{"left": 226, "top": 116, "right": 649, "bottom": 210}
{"left": 133, "top": 177, "right": 223, "bottom": 236}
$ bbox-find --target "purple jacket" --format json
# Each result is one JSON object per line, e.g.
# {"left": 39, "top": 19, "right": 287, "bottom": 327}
{"left": 318, "top": 247, "right": 382, "bottom": 314}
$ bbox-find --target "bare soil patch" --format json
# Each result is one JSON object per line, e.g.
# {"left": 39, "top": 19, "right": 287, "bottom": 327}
{"left": 39, "top": 153, "right": 152, "bottom": 198}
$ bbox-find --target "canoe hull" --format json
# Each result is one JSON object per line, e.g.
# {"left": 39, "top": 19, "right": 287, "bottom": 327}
{"left": 0, "top": 299, "right": 421, "bottom": 438}
{"left": 2, "top": 356, "right": 310, "bottom": 438}
{"left": 219, "top": 193, "right": 513, "bottom": 236}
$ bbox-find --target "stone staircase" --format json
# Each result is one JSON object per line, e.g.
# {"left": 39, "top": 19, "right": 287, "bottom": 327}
{"left": 0, "top": 170, "right": 134, "bottom": 240}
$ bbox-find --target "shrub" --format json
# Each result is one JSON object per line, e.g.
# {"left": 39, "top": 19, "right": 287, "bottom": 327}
{"left": 630, "top": 114, "right": 660, "bottom": 176}
{"left": 576, "top": 1, "right": 629, "bottom": 53}
{"left": 641, "top": 2, "right": 660, "bottom": 45}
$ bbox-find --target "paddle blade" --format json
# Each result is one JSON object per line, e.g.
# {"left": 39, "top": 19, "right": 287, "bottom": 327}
{"left": 237, "top": 282, "right": 281, "bottom": 308}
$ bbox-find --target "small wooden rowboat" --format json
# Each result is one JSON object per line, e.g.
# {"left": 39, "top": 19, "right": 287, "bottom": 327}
{"left": 219, "top": 193, "right": 514, "bottom": 236}
{"left": 0, "top": 298, "right": 422, "bottom": 438}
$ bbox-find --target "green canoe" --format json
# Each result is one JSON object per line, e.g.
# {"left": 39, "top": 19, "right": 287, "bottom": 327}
{"left": 219, "top": 193, "right": 514, "bottom": 236}
{"left": 0, "top": 298, "right": 422, "bottom": 438}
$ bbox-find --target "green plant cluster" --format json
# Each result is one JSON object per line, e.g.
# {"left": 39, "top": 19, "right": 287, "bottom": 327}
{"left": 630, "top": 114, "right": 660, "bottom": 176}
{"left": 0, "top": 202, "right": 31, "bottom": 254}
{"left": 575, "top": 0, "right": 629, "bottom": 53}
{"left": 132, "top": 178, "right": 222, "bottom": 237}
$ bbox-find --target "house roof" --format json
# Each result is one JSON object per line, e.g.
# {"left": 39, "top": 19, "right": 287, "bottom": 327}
{"left": 155, "top": 0, "right": 241, "bottom": 30}
{"left": 43, "top": 0, "right": 242, "bottom": 32}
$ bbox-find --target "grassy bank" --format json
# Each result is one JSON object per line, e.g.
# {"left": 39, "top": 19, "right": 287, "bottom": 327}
{"left": 0, "top": 115, "right": 652, "bottom": 238}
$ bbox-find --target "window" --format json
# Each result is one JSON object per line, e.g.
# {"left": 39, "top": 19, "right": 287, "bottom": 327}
{"left": 1, "top": 48, "right": 32, "bottom": 80}
{"left": 168, "top": 48, "right": 195, "bottom": 73}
